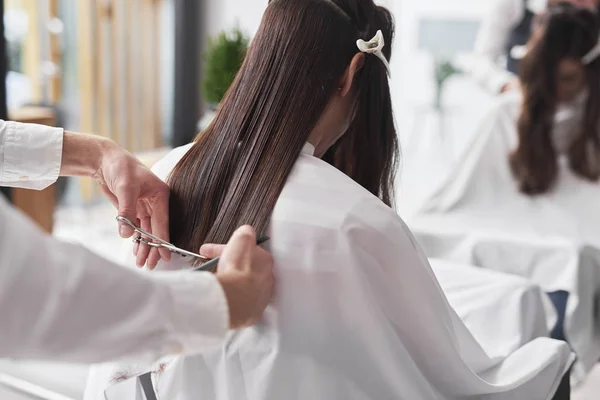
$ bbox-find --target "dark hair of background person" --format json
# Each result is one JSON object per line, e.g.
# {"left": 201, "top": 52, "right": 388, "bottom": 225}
{"left": 512, "top": 2, "right": 600, "bottom": 194}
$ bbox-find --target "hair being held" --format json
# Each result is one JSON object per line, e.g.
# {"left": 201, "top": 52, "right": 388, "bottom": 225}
{"left": 511, "top": 2, "right": 600, "bottom": 195}
{"left": 167, "top": 0, "right": 398, "bottom": 259}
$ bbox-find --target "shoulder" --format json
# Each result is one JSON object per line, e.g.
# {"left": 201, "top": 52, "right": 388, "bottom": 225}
{"left": 279, "top": 154, "right": 381, "bottom": 217}
{"left": 279, "top": 155, "right": 416, "bottom": 248}
{"left": 344, "top": 193, "right": 420, "bottom": 254}
{"left": 151, "top": 143, "right": 194, "bottom": 181}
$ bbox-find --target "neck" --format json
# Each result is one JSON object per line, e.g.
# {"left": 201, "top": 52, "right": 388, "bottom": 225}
{"left": 307, "top": 117, "right": 344, "bottom": 158}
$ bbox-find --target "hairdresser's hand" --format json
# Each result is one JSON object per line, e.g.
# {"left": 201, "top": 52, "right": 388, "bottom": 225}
{"left": 200, "top": 226, "right": 275, "bottom": 330}
{"left": 500, "top": 78, "right": 520, "bottom": 94}
{"left": 93, "top": 138, "right": 171, "bottom": 268}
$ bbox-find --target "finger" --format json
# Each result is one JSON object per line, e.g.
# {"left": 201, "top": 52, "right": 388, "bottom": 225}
{"left": 251, "top": 246, "right": 274, "bottom": 274}
{"left": 149, "top": 193, "right": 171, "bottom": 262}
{"left": 143, "top": 217, "right": 161, "bottom": 270}
{"left": 102, "top": 185, "right": 136, "bottom": 242}
{"left": 147, "top": 249, "right": 161, "bottom": 270}
{"left": 147, "top": 246, "right": 161, "bottom": 270}
{"left": 136, "top": 217, "right": 152, "bottom": 268}
{"left": 133, "top": 218, "right": 141, "bottom": 259}
{"left": 252, "top": 247, "right": 275, "bottom": 317}
{"left": 218, "top": 225, "right": 256, "bottom": 272}
{"left": 115, "top": 182, "right": 140, "bottom": 238}
{"left": 133, "top": 239, "right": 140, "bottom": 260}
{"left": 199, "top": 244, "right": 227, "bottom": 258}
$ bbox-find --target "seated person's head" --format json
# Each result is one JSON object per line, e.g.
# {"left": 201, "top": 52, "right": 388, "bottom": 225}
{"left": 526, "top": 2, "right": 598, "bottom": 103}
{"left": 548, "top": 0, "right": 599, "bottom": 12}
{"left": 512, "top": 2, "right": 600, "bottom": 195}
{"left": 167, "top": 0, "right": 397, "bottom": 255}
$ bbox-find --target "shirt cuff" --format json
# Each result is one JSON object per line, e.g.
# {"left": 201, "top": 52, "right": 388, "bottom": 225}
{"left": 154, "top": 271, "right": 229, "bottom": 354}
{"left": 1, "top": 121, "right": 63, "bottom": 190}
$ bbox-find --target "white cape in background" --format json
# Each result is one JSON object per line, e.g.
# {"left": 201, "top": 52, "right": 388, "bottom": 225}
{"left": 409, "top": 92, "right": 600, "bottom": 381}
{"left": 430, "top": 258, "right": 557, "bottom": 360}
{"left": 85, "top": 143, "right": 572, "bottom": 400}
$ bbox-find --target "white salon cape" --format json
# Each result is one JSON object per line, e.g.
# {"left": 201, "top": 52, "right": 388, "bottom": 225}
{"left": 430, "top": 258, "right": 557, "bottom": 360}
{"left": 408, "top": 92, "right": 600, "bottom": 381}
{"left": 85, "top": 143, "right": 572, "bottom": 400}
{"left": 0, "top": 119, "right": 228, "bottom": 363}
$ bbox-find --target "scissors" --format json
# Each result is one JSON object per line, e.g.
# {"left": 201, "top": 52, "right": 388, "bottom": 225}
{"left": 116, "top": 216, "right": 270, "bottom": 272}
{"left": 117, "top": 216, "right": 210, "bottom": 262}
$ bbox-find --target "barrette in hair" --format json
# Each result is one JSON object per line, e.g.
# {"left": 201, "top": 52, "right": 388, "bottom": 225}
{"left": 583, "top": 38, "right": 600, "bottom": 65}
{"left": 356, "top": 30, "right": 391, "bottom": 76}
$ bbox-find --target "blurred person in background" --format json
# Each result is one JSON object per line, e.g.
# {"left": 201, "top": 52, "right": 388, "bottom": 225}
{"left": 468, "top": 0, "right": 599, "bottom": 95}
{"left": 414, "top": 5, "right": 600, "bottom": 381}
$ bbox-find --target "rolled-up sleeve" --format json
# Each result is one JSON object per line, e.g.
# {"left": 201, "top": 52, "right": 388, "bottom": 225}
{"left": 0, "top": 119, "right": 63, "bottom": 190}
{"left": 154, "top": 270, "right": 230, "bottom": 354}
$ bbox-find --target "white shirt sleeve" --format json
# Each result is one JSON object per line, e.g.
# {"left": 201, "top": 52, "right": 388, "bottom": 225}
{"left": 467, "top": 0, "right": 524, "bottom": 94}
{"left": 0, "top": 194, "right": 228, "bottom": 364}
{"left": 0, "top": 119, "right": 64, "bottom": 190}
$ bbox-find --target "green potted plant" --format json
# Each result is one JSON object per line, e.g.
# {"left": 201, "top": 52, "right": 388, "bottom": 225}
{"left": 202, "top": 28, "right": 249, "bottom": 107}
{"left": 198, "top": 28, "right": 249, "bottom": 131}
{"left": 433, "top": 58, "right": 462, "bottom": 110}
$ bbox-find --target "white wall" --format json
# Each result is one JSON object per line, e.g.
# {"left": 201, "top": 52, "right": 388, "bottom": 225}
{"left": 394, "top": 0, "right": 495, "bottom": 140}
{"left": 205, "top": 0, "right": 267, "bottom": 38}
{"left": 205, "top": 0, "right": 401, "bottom": 39}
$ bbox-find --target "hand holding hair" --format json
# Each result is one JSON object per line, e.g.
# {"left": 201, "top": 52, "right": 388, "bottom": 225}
{"left": 202, "top": 226, "right": 275, "bottom": 329}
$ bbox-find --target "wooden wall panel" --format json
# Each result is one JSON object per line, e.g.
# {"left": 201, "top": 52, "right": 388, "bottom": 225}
{"left": 151, "top": 0, "right": 162, "bottom": 149}
{"left": 22, "top": 0, "right": 42, "bottom": 102}
{"left": 48, "top": 0, "right": 62, "bottom": 102}
{"left": 78, "top": 0, "right": 98, "bottom": 202}
{"left": 112, "top": 0, "right": 127, "bottom": 148}
{"left": 77, "top": 0, "right": 164, "bottom": 201}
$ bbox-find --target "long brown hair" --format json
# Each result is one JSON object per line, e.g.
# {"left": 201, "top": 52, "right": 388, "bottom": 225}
{"left": 511, "top": 2, "right": 600, "bottom": 195}
{"left": 167, "top": 0, "right": 398, "bottom": 255}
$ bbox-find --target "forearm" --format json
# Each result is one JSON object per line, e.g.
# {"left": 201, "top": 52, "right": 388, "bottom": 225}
{"left": 0, "top": 195, "right": 228, "bottom": 363}
{"left": 59, "top": 131, "right": 113, "bottom": 178}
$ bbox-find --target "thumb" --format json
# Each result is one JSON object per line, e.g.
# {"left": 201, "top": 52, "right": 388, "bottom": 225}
{"left": 116, "top": 183, "right": 139, "bottom": 238}
{"left": 219, "top": 225, "right": 257, "bottom": 272}
{"left": 200, "top": 243, "right": 227, "bottom": 259}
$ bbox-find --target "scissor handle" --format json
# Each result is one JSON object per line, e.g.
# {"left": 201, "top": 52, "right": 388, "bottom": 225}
{"left": 118, "top": 216, "right": 210, "bottom": 262}
{"left": 117, "top": 216, "right": 172, "bottom": 246}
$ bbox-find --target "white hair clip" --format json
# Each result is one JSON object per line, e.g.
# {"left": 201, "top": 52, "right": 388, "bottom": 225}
{"left": 356, "top": 30, "right": 391, "bottom": 76}
{"left": 583, "top": 38, "right": 600, "bottom": 65}
{"left": 509, "top": 45, "right": 528, "bottom": 60}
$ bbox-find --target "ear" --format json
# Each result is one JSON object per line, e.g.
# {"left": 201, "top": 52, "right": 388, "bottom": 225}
{"left": 339, "top": 53, "right": 365, "bottom": 97}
